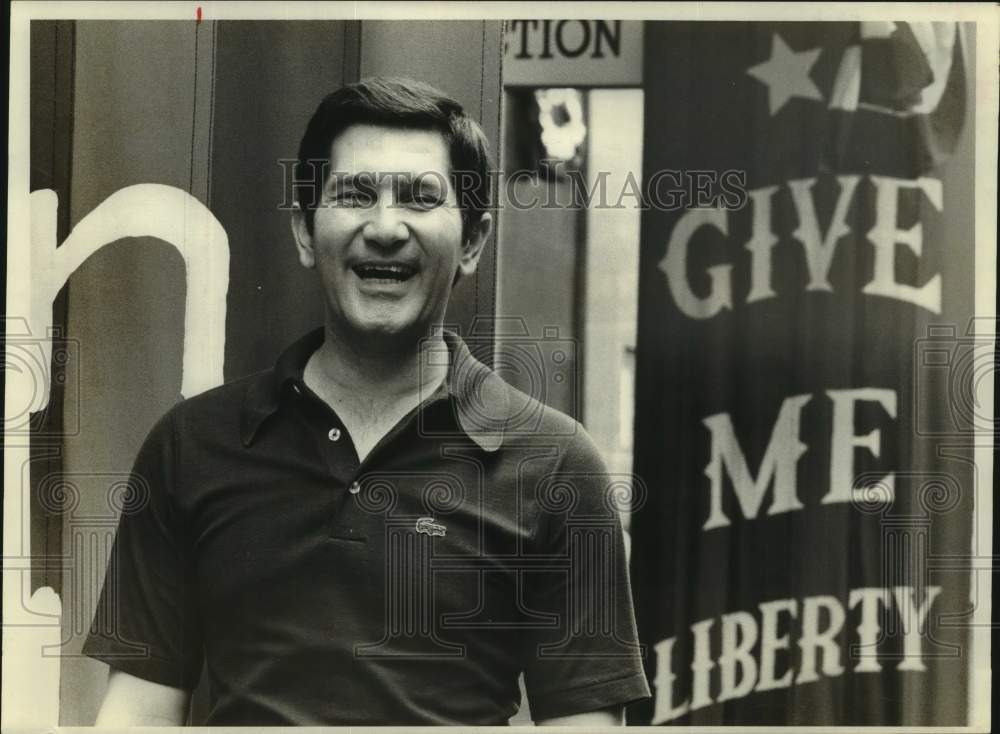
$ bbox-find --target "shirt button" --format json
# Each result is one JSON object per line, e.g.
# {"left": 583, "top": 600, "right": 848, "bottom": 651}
{"left": 348, "top": 481, "right": 361, "bottom": 495}
{"left": 327, "top": 427, "right": 342, "bottom": 442}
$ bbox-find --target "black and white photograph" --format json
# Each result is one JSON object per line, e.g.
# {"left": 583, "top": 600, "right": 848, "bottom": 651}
{"left": 4, "top": 2, "right": 997, "bottom": 729}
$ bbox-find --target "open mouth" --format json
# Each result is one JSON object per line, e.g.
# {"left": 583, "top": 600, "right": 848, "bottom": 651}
{"left": 352, "top": 262, "right": 418, "bottom": 283}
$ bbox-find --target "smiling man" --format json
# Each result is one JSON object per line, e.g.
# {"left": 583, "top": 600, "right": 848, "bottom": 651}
{"left": 84, "top": 77, "right": 650, "bottom": 726}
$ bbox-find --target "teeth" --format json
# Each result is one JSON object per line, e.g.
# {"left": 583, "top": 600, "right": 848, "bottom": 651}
{"left": 354, "top": 264, "right": 415, "bottom": 280}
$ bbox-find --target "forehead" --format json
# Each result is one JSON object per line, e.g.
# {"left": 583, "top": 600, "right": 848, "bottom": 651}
{"left": 329, "top": 124, "right": 451, "bottom": 175}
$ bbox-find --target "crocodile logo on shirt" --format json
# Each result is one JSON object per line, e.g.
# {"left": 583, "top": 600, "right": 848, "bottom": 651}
{"left": 415, "top": 517, "right": 447, "bottom": 537}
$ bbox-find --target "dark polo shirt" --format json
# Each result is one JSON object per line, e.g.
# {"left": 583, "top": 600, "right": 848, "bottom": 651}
{"left": 84, "top": 328, "right": 650, "bottom": 725}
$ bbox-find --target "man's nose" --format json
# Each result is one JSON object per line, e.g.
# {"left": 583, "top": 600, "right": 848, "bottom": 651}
{"left": 361, "top": 199, "right": 409, "bottom": 248}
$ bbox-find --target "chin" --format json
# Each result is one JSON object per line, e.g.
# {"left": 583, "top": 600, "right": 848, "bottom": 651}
{"left": 350, "top": 314, "right": 422, "bottom": 340}
{"left": 333, "top": 299, "right": 440, "bottom": 343}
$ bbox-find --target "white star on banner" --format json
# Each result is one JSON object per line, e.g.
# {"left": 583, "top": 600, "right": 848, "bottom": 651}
{"left": 746, "top": 33, "right": 824, "bottom": 115}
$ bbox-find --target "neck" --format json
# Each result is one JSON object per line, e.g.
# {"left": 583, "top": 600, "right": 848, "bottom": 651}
{"left": 306, "top": 322, "right": 449, "bottom": 405}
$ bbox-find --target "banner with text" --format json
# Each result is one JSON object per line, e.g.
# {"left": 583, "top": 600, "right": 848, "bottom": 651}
{"left": 629, "top": 22, "right": 975, "bottom": 725}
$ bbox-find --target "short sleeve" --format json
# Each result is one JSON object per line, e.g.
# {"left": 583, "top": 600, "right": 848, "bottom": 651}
{"left": 82, "top": 410, "right": 204, "bottom": 689}
{"left": 521, "top": 427, "right": 651, "bottom": 721}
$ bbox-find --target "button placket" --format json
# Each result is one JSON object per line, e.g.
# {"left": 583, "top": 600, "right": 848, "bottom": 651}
{"left": 329, "top": 479, "right": 366, "bottom": 542}
{"left": 290, "top": 382, "right": 361, "bottom": 485}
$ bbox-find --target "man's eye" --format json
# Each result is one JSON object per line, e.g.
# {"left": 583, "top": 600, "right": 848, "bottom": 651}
{"left": 333, "top": 191, "right": 373, "bottom": 207}
{"left": 402, "top": 191, "right": 444, "bottom": 209}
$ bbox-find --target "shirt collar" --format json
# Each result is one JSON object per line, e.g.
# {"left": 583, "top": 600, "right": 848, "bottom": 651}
{"left": 240, "top": 327, "right": 510, "bottom": 452}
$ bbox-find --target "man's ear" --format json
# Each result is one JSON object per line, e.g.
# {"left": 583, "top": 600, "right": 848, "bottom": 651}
{"left": 457, "top": 212, "right": 493, "bottom": 277}
{"left": 290, "top": 204, "right": 316, "bottom": 269}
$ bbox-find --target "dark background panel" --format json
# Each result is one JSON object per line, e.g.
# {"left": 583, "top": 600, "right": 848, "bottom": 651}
{"left": 210, "top": 21, "right": 352, "bottom": 382}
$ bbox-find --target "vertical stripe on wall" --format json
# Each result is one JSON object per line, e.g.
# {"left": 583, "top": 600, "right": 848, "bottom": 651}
{"left": 29, "top": 19, "right": 75, "bottom": 597}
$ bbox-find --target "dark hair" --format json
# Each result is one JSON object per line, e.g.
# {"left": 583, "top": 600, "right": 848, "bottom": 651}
{"left": 295, "top": 76, "right": 493, "bottom": 240}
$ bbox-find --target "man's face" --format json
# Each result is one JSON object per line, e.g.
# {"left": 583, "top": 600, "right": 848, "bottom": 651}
{"left": 292, "top": 124, "right": 490, "bottom": 343}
